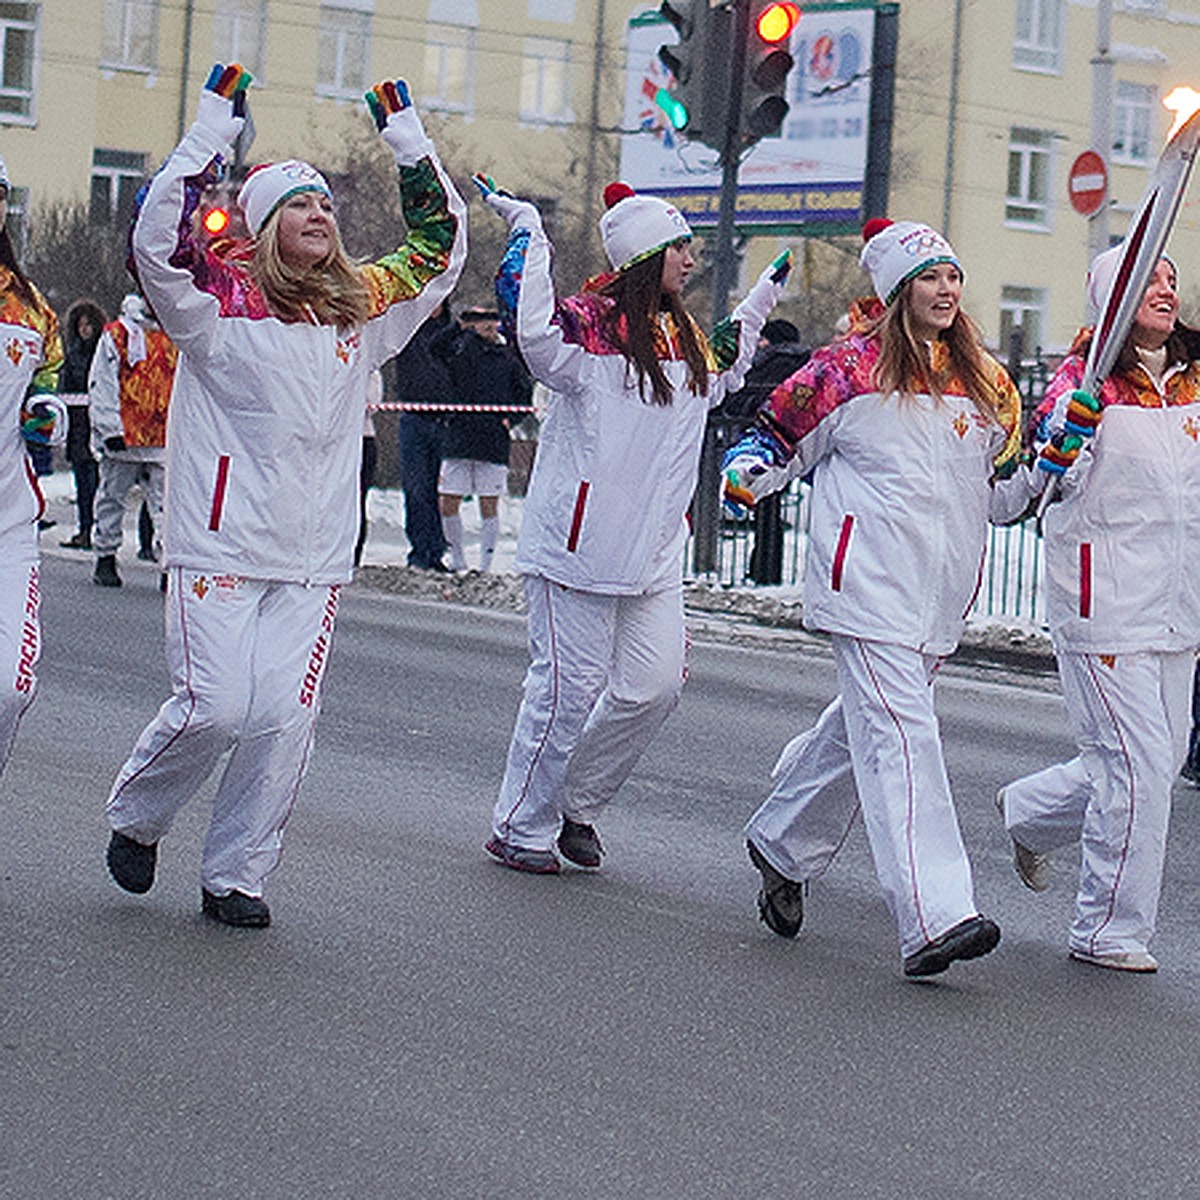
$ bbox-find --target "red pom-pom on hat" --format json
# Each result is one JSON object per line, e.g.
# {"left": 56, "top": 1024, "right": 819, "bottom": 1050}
{"left": 861, "top": 217, "right": 893, "bottom": 242}
{"left": 603, "top": 181, "right": 637, "bottom": 209}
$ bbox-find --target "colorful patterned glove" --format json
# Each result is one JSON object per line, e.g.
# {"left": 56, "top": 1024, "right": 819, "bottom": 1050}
{"left": 472, "top": 174, "right": 543, "bottom": 233}
{"left": 1062, "top": 388, "right": 1102, "bottom": 438}
{"left": 366, "top": 79, "right": 435, "bottom": 166}
{"left": 1036, "top": 431, "right": 1085, "bottom": 477}
{"left": 721, "top": 428, "right": 789, "bottom": 519}
{"left": 194, "top": 63, "right": 251, "bottom": 145}
{"left": 20, "top": 398, "right": 66, "bottom": 448}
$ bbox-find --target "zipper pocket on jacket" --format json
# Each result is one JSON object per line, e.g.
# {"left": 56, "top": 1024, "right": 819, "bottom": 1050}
{"left": 1079, "top": 541, "right": 1092, "bottom": 619}
{"left": 567, "top": 480, "right": 590, "bottom": 552}
{"left": 208, "top": 455, "right": 230, "bottom": 532}
{"left": 831, "top": 514, "right": 854, "bottom": 591}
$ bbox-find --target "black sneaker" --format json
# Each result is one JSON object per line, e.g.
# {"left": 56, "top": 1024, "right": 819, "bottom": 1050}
{"left": 93, "top": 555, "right": 122, "bottom": 588}
{"left": 558, "top": 818, "right": 604, "bottom": 867}
{"left": 107, "top": 831, "right": 157, "bottom": 893}
{"left": 201, "top": 889, "right": 271, "bottom": 928}
{"left": 903, "top": 915, "right": 1000, "bottom": 978}
{"left": 747, "top": 840, "right": 804, "bottom": 938}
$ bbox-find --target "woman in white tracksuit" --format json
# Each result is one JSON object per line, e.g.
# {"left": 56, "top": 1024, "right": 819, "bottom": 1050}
{"left": 104, "top": 66, "right": 465, "bottom": 926}
{"left": 478, "top": 179, "right": 788, "bottom": 873}
{"left": 998, "top": 249, "right": 1200, "bottom": 973}
{"left": 725, "top": 219, "right": 1034, "bottom": 977}
{"left": 0, "top": 153, "right": 63, "bottom": 780}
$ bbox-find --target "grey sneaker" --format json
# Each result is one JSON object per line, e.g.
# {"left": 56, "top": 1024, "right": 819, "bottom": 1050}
{"left": 558, "top": 818, "right": 603, "bottom": 868}
{"left": 747, "top": 840, "right": 804, "bottom": 938}
{"left": 996, "top": 788, "right": 1050, "bottom": 892}
{"left": 904, "top": 915, "right": 1001, "bottom": 978}
{"left": 1069, "top": 948, "right": 1158, "bottom": 973}
{"left": 202, "top": 888, "right": 271, "bottom": 928}
{"left": 485, "top": 835, "right": 560, "bottom": 875}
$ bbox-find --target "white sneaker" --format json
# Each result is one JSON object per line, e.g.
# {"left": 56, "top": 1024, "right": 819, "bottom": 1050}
{"left": 1069, "top": 948, "right": 1158, "bottom": 973}
{"left": 995, "top": 788, "right": 1050, "bottom": 892}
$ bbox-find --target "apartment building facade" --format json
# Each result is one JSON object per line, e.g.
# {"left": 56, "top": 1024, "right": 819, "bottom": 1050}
{"left": 1, "top": 0, "right": 1198, "bottom": 351}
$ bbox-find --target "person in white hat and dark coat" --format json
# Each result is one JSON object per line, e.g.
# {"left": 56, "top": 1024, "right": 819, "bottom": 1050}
{"left": 0, "top": 152, "right": 64, "bottom": 785}
{"left": 725, "top": 218, "right": 1036, "bottom": 977}
{"left": 477, "top": 176, "right": 789, "bottom": 874}
{"left": 103, "top": 66, "right": 466, "bottom": 927}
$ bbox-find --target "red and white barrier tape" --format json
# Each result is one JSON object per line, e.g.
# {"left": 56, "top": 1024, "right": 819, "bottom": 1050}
{"left": 370, "top": 403, "right": 535, "bottom": 413}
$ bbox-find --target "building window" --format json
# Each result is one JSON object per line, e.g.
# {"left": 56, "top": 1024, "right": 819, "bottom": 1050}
{"left": 999, "top": 286, "right": 1046, "bottom": 358}
{"left": 316, "top": 2, "right": 371, "bottom": 100}
{"left": 1013, "top": 0, "right": 1063, "bottom": 74}
{"left": 213, "top": 0, "right": 267, "bottom": 79}
{"left": 528, "top": 0, "right": 574, "bottom": 20}
{"left": 0, "top": 3, "right": 37, "bottom": 121}
{"left": 102, "top": 0, "right": 158, "bottom": 71}
{"left": 90, "top": 148, "right": 146, "bottom": 226}
{"left": 1006, "top": 128, "right": 1053, "bottom": 228}
{"left": 520, "top": 37, "right": 572, "bottom": 125}
{"left": 1113, "top": 81, "right": 1155, "bottom": 165}
{"left": 424, "top": 22, "right": 474, "bottom": 114}
{"left": 1122, "top": 0, "right": 1165, "bottom": 13}
{"left": 5, "top": 183, "right": 27, "bottom": 254}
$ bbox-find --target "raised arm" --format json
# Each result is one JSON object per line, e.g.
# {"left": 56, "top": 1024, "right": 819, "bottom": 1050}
{"left": 360, "top": 79, "right": 467, "bottom": 368}
{"left": 130, "top": 64, "right": 251, "bottom": 362}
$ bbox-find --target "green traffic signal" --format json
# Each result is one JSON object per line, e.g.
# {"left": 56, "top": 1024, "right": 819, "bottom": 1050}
{"left": 654, "top": 85, "right": 689, "bottom": 131}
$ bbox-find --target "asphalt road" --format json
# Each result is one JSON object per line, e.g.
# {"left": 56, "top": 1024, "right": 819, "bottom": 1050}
{"left": 3, "top": 547, "right": 1200, "bottom": 1199}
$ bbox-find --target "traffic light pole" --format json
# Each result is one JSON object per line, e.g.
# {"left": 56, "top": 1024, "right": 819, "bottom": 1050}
{"left": 694, "top": 0, "right": 752, "bottom": 577}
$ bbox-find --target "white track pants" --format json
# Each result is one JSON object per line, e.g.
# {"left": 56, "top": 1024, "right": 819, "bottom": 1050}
{"left": 93, "top": 457, "right": 164, "bottom": 557}
{"left": 492, "top": 576, "right": 685, "bottom": 850}
{"left": 746, "top": 635, "right": 978, "bottom": 958}
{"left": 1003, "top": 649, "right": 1191, "bottom": 957}
{"left": 106, "top": 570, "right": 340, "bottom": 896}
{"left": 0, "top": 561, "right": 39, "bottom": 781}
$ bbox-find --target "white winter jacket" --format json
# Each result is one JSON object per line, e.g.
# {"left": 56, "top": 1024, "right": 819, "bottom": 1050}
{"left": 760, "top": 306, "right": 1026, "bottom": 656}
{"left": 131, "top": 121, "right": 465, "bottom": 584}
{"left": 503, "top": 224, "right": 784, "bottom": 594}
{"left": 0, "top": 272, "right": 62, "bottom": 564}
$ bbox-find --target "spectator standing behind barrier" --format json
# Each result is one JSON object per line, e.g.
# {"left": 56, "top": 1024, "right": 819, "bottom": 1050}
{"left": 392, "top": 301, "right": 453, "bottom": 571}
{"left": 88, "top": 293, "right": 177, "bottom": 588}
{"left": 998, "top": 249, "right": 1200, "bottom": 974}
{"left": 725, "top": 218, "right": 1035, "bottom": 978}
{"left": 715, "top": 317, "right": 810, "bottom": 584}
{"left": 0, "top": 152, "right": 64, "bottom": 782}
{"left": 57, "top": 300, "right": 106, "bottom": 551}
{"left": 103, "top": 67, "right": 466, "bottom": 928}
{"left": 478, "top": 176, "right": 787, "bottom": 874}
{"left": 430, "top": 305, "right": 532, "bottom": 571}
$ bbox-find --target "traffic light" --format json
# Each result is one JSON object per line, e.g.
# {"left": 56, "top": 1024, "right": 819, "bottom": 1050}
{"left": 654, "top": 0, "right": 730, "bottom": 152}
{"left": 202, "top": 205, "right": 231, "bottom": 237}
{"left": 742, "top": 1, "right": 799, "bottom": 144}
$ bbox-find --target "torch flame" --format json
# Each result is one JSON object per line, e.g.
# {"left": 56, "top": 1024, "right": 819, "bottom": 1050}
{"left": 1164, "top": 86, "right": 1200, "bottom": 140}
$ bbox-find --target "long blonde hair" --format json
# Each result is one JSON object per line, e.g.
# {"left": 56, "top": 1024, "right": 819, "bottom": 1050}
{"left": 249, "top": 206, "right": 371, "bottom": 331}
{"left": 868, "top": 280, "right": 1000, "bottom": 422}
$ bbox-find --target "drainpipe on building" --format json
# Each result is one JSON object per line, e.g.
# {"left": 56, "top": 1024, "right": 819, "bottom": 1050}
{"left": 1089, "top": 0, "right": 1114, "bottom": 263}
{"left": 941, "top": 0, "right": 964, "bottom": 239}
{"left": 176, "top": 0, "right": 196, "bottom": 145}
{"left": 582, "top": 0, "right": 609, "bottom": 255}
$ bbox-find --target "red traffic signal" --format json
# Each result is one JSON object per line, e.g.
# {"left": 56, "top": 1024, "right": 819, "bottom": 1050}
{"left": 202, "top": 206, "right": 231, "bottom": 237}
{"left": 755, "top": 2, "right": 800, "bottom": 44}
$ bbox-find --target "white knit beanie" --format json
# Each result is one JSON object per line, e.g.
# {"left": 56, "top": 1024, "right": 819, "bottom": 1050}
{"left": 859, "top": 218, "right": 962, "bottom": 305}
{"left": 1085, "top": 244, "right": 1178, "bottom": 323}
{"left": 237, "top": 160, "right": 333, "bottom": 235}
{"left": 599, "top": 182, "right": 692, "bottom": 272}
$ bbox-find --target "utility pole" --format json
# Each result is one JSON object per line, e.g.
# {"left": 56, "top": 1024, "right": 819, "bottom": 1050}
{"left": 1089, "top": 0, "right": 1114, "bottom": 262}
{"left": 710, "top": 0, "right": 751, "bottom": 323}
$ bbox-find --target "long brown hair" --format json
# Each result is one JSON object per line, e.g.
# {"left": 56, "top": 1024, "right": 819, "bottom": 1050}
{"left": 868, "top": 277, "right": 1000, "bottom": 422}
{"left": 0, "top": 226, "right": 38, "bottom": 310}
{"left": 249, "top": 205, "right": 370, "bottom": 331}
{"left": 598, "top": 249, "right": 710, "bottom": 406}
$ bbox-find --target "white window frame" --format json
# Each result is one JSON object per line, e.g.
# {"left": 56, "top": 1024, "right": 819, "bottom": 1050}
{"left": 1122, "top": 0, "right": 1165, "bottom": 14}
{"left": 316, "top": 2, "right": 372, "bottom": 101}
{"left": 520, "top": 36, "right": 573, "bottom": 126}
{"left": 1013, "top": 0, "right": 1063, "bottom": 75}
{"left": 0, "top": 3, "right": 38, "bottom": 123}
{"left": 999, "top": 286, "right": 1047, "bottom": 360}
{"left": 1006, "top": 127, "right": 1054, "bottom": 230}
{"left": 213, "top": 0, "right": 267, "bottom": 80}
{"left": 424, "top": 22, "right": 475, "bottom": 115}
{"left": 101, "top": 0, "right": 158, "bottom": 73}
{"left": 528, "top": 0, "right": 575, "bottom": 20}
{"left": 1113, "top": 81, "right": 1156, "bottom": 165}
{"left": 90, "top": 148, "right": 147, "bottom": 225}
